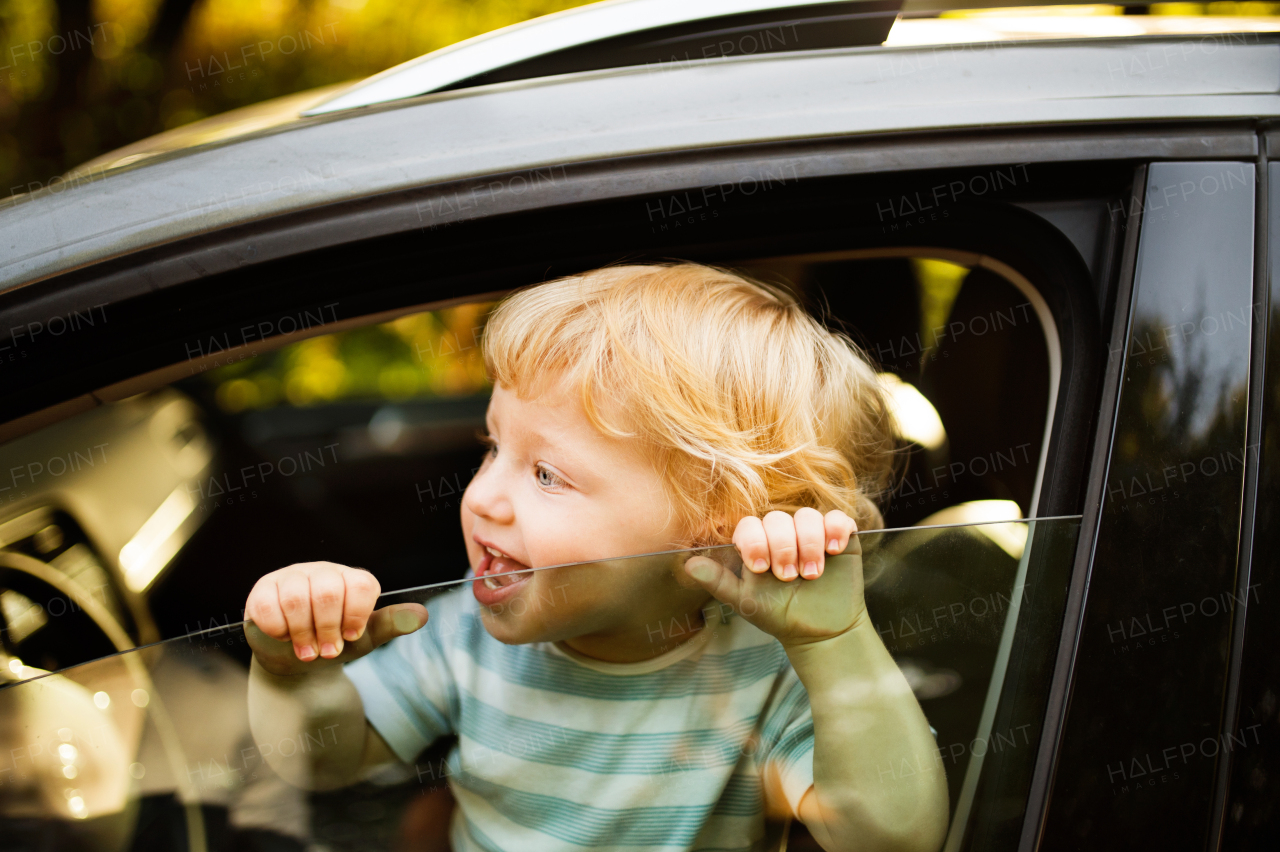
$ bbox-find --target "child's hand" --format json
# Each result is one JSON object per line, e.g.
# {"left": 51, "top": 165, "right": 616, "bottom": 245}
{"left": 732, "top": 507, "right": 856, "bottom": 582}
{"left": 244, "top": 562, "right": 427, "bottom": 676}
{"left": 683, "top": 508, "right": 866, "bottom": 646}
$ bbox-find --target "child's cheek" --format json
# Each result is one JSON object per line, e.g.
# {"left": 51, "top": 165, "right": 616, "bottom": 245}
{"left": 459, "top": 502, "right": 479, "bottom": 570}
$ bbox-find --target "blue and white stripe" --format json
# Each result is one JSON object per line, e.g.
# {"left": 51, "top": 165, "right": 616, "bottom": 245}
{"left": 345, "top": 588, "right": 814, "bottom": 851}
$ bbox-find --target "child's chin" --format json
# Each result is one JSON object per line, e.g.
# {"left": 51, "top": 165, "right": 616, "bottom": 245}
{"left": 478, "top": 609, "right": 546, "bottom": 645}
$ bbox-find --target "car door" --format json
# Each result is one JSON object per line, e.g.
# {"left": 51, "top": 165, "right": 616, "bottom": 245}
{"left": 0, "top": 118, "right": 1265, "bottom": 851}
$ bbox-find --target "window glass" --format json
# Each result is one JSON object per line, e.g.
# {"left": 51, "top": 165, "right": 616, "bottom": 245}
{"left": 0, "top": 518, "right": 1078, "bottom": 852}
{"left": 1043, "top": 162, "right": 1256, "bottom": 848}
{"left": 0, "top": 302, "right": 497, "bottom": 674}
{"left": 0, "top": 252, "right": 1067, "bottom": 849}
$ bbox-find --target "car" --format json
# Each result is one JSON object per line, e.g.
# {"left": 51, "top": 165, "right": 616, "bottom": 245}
{"left": 0, "top": 0, "right": 1276, "bottom": 849}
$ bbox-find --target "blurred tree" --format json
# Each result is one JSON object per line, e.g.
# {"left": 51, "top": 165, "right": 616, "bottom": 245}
{"left": 0, "top": 0, "right": 595, "bottom": 196}
{"left": 37, "top": 0, "right": 89, "bottom": 171}
{"left": 146, "top": 0, "right": 198, "bottom": 56}
{"left": 3, "top": 1, "right": 1268, "bottom": 198}
{"left": 207, "top": 302, "right": 495, "bottom": 411}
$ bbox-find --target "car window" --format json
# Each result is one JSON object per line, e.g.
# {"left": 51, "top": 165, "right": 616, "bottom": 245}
{"left": 0, "top": 241, "right": 1083, "bottom": 850}
{"left": 0, "top": 253, "right": 1061, "bottom": 643}
{"left": 0, "top": 517, "right": 1079, "bottom": 852}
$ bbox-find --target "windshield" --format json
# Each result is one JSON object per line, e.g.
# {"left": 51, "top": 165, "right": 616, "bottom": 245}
{"left": 1, "top": 517, "right": 1078, "bottom": 852}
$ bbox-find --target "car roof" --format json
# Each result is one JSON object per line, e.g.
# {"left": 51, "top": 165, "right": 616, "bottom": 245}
{"left": 2, "top": 27, "right": 1276, "bottom": 295}
{"left": 67, "top": 9, "right": 1280, "bottom": 180}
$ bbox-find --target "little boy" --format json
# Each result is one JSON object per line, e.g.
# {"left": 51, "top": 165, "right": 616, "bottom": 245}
{"left": 244, "top": 264, "right": 948, "bottom": 851}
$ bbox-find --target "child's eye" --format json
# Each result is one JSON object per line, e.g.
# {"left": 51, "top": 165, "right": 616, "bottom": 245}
{"left": 478, "top": 432, "right": 497, "bottom": 458}
{"left": 535, "top": 465, "right": 564, "bottom": 488}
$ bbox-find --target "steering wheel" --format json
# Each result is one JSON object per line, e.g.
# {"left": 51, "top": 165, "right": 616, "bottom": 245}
{"left": 0, "top": 549, "right": 208, "bottom": 852}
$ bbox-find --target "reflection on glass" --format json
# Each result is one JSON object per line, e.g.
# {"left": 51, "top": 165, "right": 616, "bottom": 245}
{"left": 1043, "top": 162, "right": 1255, "bottom": 849}
{"left": 1, "top": 519, "right": 1077, "bottom": 852}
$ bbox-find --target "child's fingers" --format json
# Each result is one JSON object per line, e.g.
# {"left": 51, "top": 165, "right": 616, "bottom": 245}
{"left": 762, "top": 511, "right": 799, "bottom": 581}
{"left": 342, "top": 569, "right": 381, "bottom": 643}
{"left": 794, "top": 507, "right": 826, "bottom": 579}
{"left": 276, "top": 569, "right": 320, "bottom": 662}
{"left": 683, "top": 556, "right": 743, "bottom": 607}
{"left": 245, "top": 576, "right": 291, "bottom": 641}
{"left": 365, "top": 603, "right": 429, "bottom": 649}
{"left": 823, "top": 510, "right": 858, "bottom": 554}
{"left": 243, "top": 620, "right": 299, "bottom": 674}
{"left": 309, "top": 566, "right": 348, "bottom": 659}
{"left": 732, "top": 516, "right": 771, "bottom": 574}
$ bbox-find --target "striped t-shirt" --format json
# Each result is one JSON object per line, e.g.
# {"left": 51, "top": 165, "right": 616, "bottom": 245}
{"left": 344, "top": 586, "right": 815, "bottom": 851}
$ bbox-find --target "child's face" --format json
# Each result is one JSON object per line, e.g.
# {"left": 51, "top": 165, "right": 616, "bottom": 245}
{"left": 460, "top": 383, "right": 710, "bottom": 658}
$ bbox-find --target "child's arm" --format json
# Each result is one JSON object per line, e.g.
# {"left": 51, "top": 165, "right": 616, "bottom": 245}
{"left": 685, "top": 509, "right": 949, "bottom": 852}
{"left": 242, "top": 562, "right": 427, "bottom": 790}
{"left": 786, "top": 605, "right": 948, "bottom": 852}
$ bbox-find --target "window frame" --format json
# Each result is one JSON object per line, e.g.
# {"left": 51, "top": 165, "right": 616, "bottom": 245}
{"left": 1, "top": 143, "right": 1154, "bottom": 848}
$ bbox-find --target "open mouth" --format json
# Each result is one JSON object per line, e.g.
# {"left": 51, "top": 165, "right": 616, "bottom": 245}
{"left": 473, "top": 543, "right": 533, "bottom": 605}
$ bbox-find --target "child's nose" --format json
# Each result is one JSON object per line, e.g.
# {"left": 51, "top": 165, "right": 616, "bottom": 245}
{"left": 462, "top": 462, "right": 514, "bottom": 523}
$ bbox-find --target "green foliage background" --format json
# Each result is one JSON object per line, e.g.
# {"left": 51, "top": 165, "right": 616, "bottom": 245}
{"left": 0, "top": 0, "right": 595, "bottom": 195}
{"left": 2, "top": 1, "right": 1275, "bottom": 195}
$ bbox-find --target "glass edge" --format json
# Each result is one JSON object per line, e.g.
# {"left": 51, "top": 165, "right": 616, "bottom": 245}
{"left": 0, "top": 514, "right": 1083, "bottom": 690}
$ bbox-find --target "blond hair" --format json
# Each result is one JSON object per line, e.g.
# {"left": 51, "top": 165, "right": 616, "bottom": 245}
{"left": 483, "top": 263, "right": 896, "bottom": 545}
